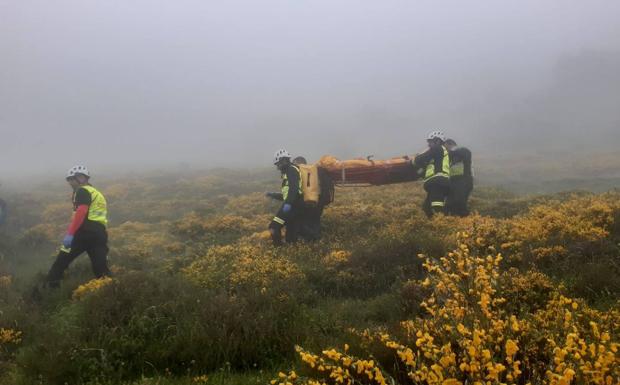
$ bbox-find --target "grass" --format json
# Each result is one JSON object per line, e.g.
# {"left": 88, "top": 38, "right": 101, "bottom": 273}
{"left": 1, "top": 170, "right": 619, "bottom": 384}
{"left": 90, "top": 370, "right": 277, "bottom": 385}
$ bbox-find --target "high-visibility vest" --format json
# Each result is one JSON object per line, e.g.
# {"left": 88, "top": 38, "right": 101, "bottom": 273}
{"left": 281, "top": 165, "right": 303, "bottom": 201}
{"left": 424, "top": 145, "right": 450, "bottom": 182}
{"left": 449, "top": 147, "right": 474, "bottom": 178}
{"left": 450, "top": 161, "right": 465, "bottom": 177}
{"left": 75, "top": 185, "right": 108, "bottom": 227}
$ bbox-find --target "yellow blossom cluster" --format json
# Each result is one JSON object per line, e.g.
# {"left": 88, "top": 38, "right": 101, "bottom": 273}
{"left": 271, "top": 345, "right": 390, "bottom": 385}
{"left": 0, "top": 275, "right": 11, "bottom": 289}
{"left": 498, "top": 268, "right": 555, "bottom": 312}
{"left": 426, "top": 194, "right": 620, "bottom": 267}
{"left": 530, "top": 295, "right": 620, "bottom": 385}
{"left": 192, "top": 374, "right": 209, "bottom": 383}
{"left": 271, "top": 370, "right": 299, "bottom": 385}
{"left": 72, "top": 276, "right": 114, "bottom": 300}
{"left": 229, "top": 251, "right": 304, "bottom": 294}
{"left": 322, "top": 250, "right": 352, "bottom": 267}
{"left": 498, "top": 195, "right": 615, "bottom": 263}
{"left": 184, "top": 242, "right": 305, "bottom": 297}
{"left": 0, "top": 328, "right": 22, "bottom": 345}
{"left": 284, "top": 230, "right": 619, "bottom": 385}
{"left": 172, "top": 212, "right": 264, "bottom": 241}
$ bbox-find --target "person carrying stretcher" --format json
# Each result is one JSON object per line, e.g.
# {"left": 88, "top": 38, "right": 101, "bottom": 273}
{"left": 266, "top": 149, "right": 303, "bottom": 246}
{"left": 412, "top": 131, "right": 451, "bottom": 217}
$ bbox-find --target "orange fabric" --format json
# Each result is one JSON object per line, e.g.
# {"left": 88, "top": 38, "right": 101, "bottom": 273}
{"left": 317, "top": 155, "right": 412, "bottom": 170}
{"left": 317, "top": 155, "right": 420, "bottom": 186}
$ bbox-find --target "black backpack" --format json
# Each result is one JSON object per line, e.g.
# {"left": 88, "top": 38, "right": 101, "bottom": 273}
{"left": 317, "top": 167, "right": 335, "bottom": 207}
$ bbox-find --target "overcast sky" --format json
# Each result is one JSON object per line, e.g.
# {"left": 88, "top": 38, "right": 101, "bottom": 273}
{"left": 1, "top": 0, "right": 619, "bottom": 178}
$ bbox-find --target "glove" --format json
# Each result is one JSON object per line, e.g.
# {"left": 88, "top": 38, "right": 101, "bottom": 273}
{"left": 282, "top": 203, "right": 292, "bottom": 213}
{"left": 62, "top": 234, "right": 74, "bottom": 248}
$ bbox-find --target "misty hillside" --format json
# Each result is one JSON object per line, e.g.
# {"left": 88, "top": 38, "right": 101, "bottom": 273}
{"left": 1, "top": 170, "right": 619, "bottom": 384}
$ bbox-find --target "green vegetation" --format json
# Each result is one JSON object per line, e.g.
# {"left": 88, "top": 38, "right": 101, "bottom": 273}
{"left": 0, "top": 170, "right": 618, "bottom": 384}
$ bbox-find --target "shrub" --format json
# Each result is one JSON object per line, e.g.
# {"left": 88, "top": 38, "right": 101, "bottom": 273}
{"left": 280, "top": 232, "right": 619, "bottom": 385}
{"left": 16, "top": 271, "right": 311, "bottom": 385}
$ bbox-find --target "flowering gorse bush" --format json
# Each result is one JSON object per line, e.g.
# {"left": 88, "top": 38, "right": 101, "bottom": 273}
{"left": 278, "top": 231, "right": 619, "bottom": 385}
{"left": 0, "top": 327, "right": 22, "bottom": 369}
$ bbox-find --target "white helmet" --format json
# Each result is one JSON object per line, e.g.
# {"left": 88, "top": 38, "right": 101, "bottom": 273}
{"left": 273, "top": 149, "right": 291, "bottom": 165}
{"left": 66, "top": 165, "right": 90, "bottom": 179}
{"left": 427, "top": 130, "right": 447, "bottom": 142}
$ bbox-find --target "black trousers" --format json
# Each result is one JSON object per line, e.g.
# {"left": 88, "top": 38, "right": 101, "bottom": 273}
{"left": 447, "top": 176, "right": 473, "bottom": 217}
{"left": 423, "top": 178, "right": 450, "bottom": 218}
{"left": 299, "top": 205, "right": 323, "bottom": 241}
{"left": 269, "top": 204, "right": 302, "bottom": 246}
{"left": 46, "top": 228, "right": 111, "bottom": 287}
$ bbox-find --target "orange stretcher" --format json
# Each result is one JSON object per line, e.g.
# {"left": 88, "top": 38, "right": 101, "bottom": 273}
{"left": 316, "top": 155, "right": 422, "bottom": 186}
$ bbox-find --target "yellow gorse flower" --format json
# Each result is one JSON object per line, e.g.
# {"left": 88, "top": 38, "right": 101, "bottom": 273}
{"left": 72, "top": 277, "right": 114, "bottom": 300}
{"left": 283, "top": 223, "right": 620, "bottom": 385}
{"left": 0, "top": 328, "right": 22, "bottom": 345}
{"left": 0, "top": 275, "right": 12, "bottom": 289}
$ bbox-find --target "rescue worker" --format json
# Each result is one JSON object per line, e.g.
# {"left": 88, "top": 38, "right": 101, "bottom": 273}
{"left": 46, "top": 165, "right": 111, "bottom": 288}
{"left": 266, "top": 150, "right": 303, "bottom": 246}
{"left": 292, "top": 156, "right": 307, "bottom": 165}
{"left": 292, "top": 156, "right": 323, "bottom": 241}
{"left": 445, "top": 139, "right": 473, "bottom": 217}
{"left": 412, "top": 131, "right": 451, "bottom": 217}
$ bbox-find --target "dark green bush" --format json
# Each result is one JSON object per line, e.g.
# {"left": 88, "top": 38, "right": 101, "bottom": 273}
{"left": 15, "top": 271, "right": 310, "bottom": 385}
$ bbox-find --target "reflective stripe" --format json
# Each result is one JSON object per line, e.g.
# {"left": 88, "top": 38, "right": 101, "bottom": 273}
{"left": 450, "top": 162, "right": 465, "bottom": 177}
{"left": 282, "top": 185, "right": 289, "bottom": 201}
{"left": 281, "top": 165, "right": 303, "bottom": 201}
{"left": 273, "top": 216, "right": 285, "bottom": 225}
{"left": 431, "top": 201, "right": 445, "bottom": 207}
{"left": 79, "top": 185, "right": 108, "bottom": 227}
{"left": 424, "top": 146, "right": 450, "bottom": 182}
{"left": 425, "top": 173, "right": 449, "bottom": 182}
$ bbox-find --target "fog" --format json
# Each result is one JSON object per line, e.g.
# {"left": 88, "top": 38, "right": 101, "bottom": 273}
{"left": 1, "top": 0, "right": 619, "bottom": 179}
